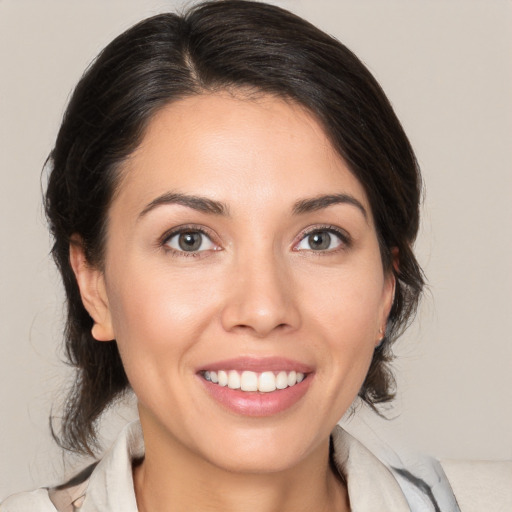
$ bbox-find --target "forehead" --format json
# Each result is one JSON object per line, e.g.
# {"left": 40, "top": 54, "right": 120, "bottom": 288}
{"left": 113, "top": 92, "right": 371, "bottom": 217}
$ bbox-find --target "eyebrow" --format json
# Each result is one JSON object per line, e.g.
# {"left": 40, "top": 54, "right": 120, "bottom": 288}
{"left": 293, "top": 194, "right": 368, "bottom": 219}
{"left": 139, "top": 192, "right": 229, "bottom": 218}
{"left": 138, "top": 191, "right": 367, "bottom": 220}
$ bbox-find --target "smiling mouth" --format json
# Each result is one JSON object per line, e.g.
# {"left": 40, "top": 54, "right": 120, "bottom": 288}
{"left": 201, "top": 370, "right": 306, "bottom": 393}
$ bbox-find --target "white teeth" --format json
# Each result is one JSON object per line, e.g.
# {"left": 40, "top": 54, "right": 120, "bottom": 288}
{"left": 258, "top": 371, "right": 276, "bottom": 392}
{"left": 275, "top": 371, "right": 288, "bottom": 389}
{"left": 240, "top": 371, "right": 258, "bottom": 391}
{"left": 218, "top": 370, "right": 228, "bottom": 387}
{"left": 204, "top": 369, "right": 307, "bottom": 392}
{"left": 228, "top": 370, "right": 241, "bottom": 389}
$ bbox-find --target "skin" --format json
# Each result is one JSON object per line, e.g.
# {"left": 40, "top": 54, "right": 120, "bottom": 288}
{"left": 71, "top": 92, "right": 395, "bottom": 512}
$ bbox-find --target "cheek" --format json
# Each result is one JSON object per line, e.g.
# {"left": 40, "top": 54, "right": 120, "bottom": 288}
{"left": 105, "top": 262, "right": 221, "bottom": 373}
{"left": 299, "top": 261, "right": 385, "bottom": 388}
{"left": 304, "top": 266, "right": 385, "bottom": 340}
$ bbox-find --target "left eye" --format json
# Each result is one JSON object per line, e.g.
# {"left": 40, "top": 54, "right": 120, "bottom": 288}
{"left": 295, "top": 229, "right": 345, "bottom": 252}
{"left": 165, "top": 230, "right": 217, "bottom": 253}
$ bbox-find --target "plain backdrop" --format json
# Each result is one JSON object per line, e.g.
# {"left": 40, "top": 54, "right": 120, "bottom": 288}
{"left": 1, "top": 0, "right": 511, "bottom": 500}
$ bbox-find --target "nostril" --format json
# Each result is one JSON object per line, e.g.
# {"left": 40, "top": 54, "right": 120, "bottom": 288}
{"left": 220, "top": 286, "right": 301, "bottom": 336}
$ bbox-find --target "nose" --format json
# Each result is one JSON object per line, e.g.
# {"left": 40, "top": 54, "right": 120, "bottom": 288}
{"left": 220, "top": 251, "right": 301, "bottom": 337}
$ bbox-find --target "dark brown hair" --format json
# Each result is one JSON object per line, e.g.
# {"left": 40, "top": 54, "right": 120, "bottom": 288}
{"left": 46, "top": 0, "right": 424, "bottom": 455}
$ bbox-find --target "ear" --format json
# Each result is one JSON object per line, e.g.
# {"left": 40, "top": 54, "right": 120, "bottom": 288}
{"left": 69, "top": 238, "right": 115, "bottom": 342}
{"left": 377, "top": 248, "right": 398, "bottom": 346}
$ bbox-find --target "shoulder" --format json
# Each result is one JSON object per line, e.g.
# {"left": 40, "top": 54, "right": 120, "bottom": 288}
{"left": 441, "top": 459, "right": 512, "bottom": 512}
{"left": 1, "top": 461, "right": 98, "bottom": 512}
{"left": 1, "top": 489, "right": 56, "bottom": 512}
{"left": 331, "top": 425, "right": 457, "bottom": 511}
{"left": 2, "top": 422, "right": 142, "bottom": 512}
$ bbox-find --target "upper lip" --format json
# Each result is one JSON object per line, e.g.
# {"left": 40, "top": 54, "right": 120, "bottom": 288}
{"left": 197, "top": 357, "right": 313, "bottom": 374}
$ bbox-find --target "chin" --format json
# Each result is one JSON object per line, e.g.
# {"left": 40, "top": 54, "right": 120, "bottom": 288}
{"left": 193, "top": 424, "right": 325, "bottom": 475}
{"left": 206, "top": 447, "right": 306, "bottom": 475}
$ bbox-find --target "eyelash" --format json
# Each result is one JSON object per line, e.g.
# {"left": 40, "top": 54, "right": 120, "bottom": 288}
{"left": 159, "top": 224, "right": 351, "bottom": 258}
{"left": 160, "top": 224, "right": 220, "bottom": 258}
{"left": 293, "top": 225, "right": 351, "bottom": 254}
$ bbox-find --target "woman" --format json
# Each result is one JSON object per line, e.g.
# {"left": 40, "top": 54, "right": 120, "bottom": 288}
{"left": 1, "top": 1, "right": 497, "bottom": 510}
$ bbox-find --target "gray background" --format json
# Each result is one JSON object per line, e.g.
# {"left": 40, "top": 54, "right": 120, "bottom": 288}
{"left": 1, "top": 0, "right": 511, "bottom": 499}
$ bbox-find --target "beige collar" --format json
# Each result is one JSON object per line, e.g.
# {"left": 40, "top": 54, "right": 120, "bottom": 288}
{"left": 76, "top": 421, "right": 411, "bottom": 511}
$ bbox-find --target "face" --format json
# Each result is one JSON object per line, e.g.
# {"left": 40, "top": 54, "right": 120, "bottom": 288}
{"left": 75, "top": 92, "right": 394, "bottom": 474}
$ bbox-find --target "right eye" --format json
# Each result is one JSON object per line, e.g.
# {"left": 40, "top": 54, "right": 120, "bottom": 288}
{"left": 293, "top": 226, "right": 350, "bottom": 253}
{"left": 164, "top": 229, "right": 218, "bottom": 254}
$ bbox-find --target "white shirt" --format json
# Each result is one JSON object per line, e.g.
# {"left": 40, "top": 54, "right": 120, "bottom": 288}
{"left": 3, "top": 420, "right": 508, "bottom": 511}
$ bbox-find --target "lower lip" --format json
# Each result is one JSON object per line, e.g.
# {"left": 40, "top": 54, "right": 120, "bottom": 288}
{"left": 200, "top": 376, "right": 312, "bottom": 417}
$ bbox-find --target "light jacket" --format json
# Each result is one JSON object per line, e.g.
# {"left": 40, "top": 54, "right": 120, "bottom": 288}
{"left": 2, "top": 421, "right": 511, "bottom": 511}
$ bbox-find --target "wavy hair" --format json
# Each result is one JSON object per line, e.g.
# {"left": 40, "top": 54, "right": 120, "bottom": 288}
{"left": 46, "top": 0, "right": 424, "bottom": 455}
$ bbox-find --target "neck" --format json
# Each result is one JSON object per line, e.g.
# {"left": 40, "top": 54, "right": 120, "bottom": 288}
{"left": 133, "top": 419, "right": 349, "bottom": 512}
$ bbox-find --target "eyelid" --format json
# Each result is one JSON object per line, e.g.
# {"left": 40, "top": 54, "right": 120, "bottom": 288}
{"left": 292, "top": 224, "right": 351, "bottom": 252}
{"left": 160, "top": 224, "right": 221, "bottom": 255}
